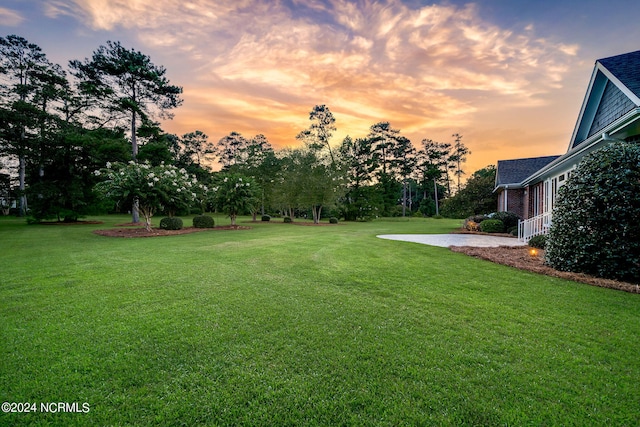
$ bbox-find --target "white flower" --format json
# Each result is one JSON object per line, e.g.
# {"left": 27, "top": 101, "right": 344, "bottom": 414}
{"left": 192, "top": 192, "right": 197, "bottom": 199}
{"left": 238, "top": 177, "right": 243, "bottom": 182}
{"left": 153, "top": 177, "right": 159, "bottom": 182}
{"left": 148, "top": 182, "right": 154, "bottom": 187}
{"left": 106, "top": 162, "right": 112, "bottom": 169}
{"left": 149, "top": 173, "right": 155, "bottom": 178}
{"left": 93, "top": 170, "right": 101, "bottom": 176}
{"left": 224, "top": 177, "right": 228, "bottom": 182}
{"left": 177, "top": 188, "right": 182, "bottom": 192}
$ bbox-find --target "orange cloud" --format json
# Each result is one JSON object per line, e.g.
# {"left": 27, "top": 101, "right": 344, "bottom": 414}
{"left": 47, "top": 0, "right": 583, "bottom": 176}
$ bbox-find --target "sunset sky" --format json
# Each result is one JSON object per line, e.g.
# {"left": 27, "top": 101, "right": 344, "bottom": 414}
{"left": 3, "top": 0, "right": 640, "bottom": 176}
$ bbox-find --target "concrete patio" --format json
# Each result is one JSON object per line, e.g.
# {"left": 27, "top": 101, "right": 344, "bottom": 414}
{"left": 377, "top": 233, "right": 526, "bottom": 248}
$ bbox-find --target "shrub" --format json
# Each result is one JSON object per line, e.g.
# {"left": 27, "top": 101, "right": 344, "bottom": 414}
{"left": 463, "top": 215, "right": 489, "bottom": 231}
{"left": 479, "top": 219, "right": 504, "bottom": 233}
{"left": 329, "top": 217, "right": 338, "bottom": 224}
{"left": 545, "top": 142, "right": 640, "bottom": 282}
{"left": 491, "top": 211, "right": 521, "bottom": 229}
{"left": 159, "top": 217, "right": 183, "bottom": 230}
{"left": 283, "top": 216, "right": 292, "bottom": 223}
{"left": 261, "top": 215, "right": 271, "bottom": 222}
{"left": 192, "top": 215, "right": 214, "bottom": 228}
{"left": 528, "top": 234, "right": 547, "bottom": 249}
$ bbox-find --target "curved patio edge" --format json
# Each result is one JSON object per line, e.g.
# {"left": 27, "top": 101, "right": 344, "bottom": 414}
{"left": 377, "top": 234, "right": 526, "bottom": 248}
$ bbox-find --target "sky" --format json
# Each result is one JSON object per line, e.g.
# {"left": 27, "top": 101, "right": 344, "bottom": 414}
{"left": 3, "top": 0, "right": 640, "bottom": 176}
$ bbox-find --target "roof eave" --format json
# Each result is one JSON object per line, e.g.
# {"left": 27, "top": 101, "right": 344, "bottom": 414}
{"left": 522, "top": 108, "right": 640, "bottom": 186}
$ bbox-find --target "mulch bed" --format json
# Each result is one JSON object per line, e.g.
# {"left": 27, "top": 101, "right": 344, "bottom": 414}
{"left": 93, "top": 225, "right": 250, "bottom": 238}
{"left": 450, "top": 245, "right": 640, "bottom": 294}
{"left": 39, "top": 220, "right": 104, "bottom": 225}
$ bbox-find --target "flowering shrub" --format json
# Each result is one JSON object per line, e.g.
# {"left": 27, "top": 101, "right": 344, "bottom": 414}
{"left": 211, "top": 173, "right": 258, "bottom": 226}
{"left": 94, "top": 161, "right": 203, "bottom": 231}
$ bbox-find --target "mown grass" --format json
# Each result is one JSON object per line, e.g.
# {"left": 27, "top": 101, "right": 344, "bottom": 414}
{"left": 1, "top": 215, "right": 639, "bottom": 426}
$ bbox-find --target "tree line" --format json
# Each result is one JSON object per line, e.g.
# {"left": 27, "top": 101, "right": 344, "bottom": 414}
{"left": 0, "top": 35, "right": 494, "bottom": 223}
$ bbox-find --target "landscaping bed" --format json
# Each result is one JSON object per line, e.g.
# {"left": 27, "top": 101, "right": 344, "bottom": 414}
{"left": 93, "top": 225, "right": 250, "bottom": 238}
{"left": 451, "top": 245, "right": 639, "bottom": 293}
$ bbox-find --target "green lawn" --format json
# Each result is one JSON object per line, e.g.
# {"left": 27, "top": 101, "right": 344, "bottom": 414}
{"left": 1, "top": 215, "right": 639, "bottom": 426}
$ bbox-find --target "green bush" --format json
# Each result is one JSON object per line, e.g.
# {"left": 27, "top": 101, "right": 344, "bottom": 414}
{"left": 192, "top": 215, "right": 214, "bottom": 228}
{"left": 507, "top": 226, "right": 518, "bottom": 236}
{"left": 479, "top": 219, "right": 504, "bottom": 233}
{"left": 545, "top": 142, "right": 640, "bottom": 282}
{"left": 528, "top": 234, "right": 547, "bottom": 249}
{"left": 491, "top": 211, "right": 521, "bottom": 229}
{"left": 283, "top": 216, "right": 292, "bottom": 223}
{"left": 261, "top": 215, "right": 271, "bottom": 222}
{"left": 329, "top": 217, "right": 338, "bottom": 224}
{"left": 159, "top": 217, "right": 183, "bottom": 230}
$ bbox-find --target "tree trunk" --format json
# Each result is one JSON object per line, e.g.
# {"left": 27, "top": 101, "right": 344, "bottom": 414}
{"left": 402, "top": 181, "right": 407, "bottom": 217}
{"left": 18, "top": 155, "right": 27, "bottom": 216}
{"left": 434, "top": 178, "right": 439, "bottom": 216}
{"left": 130, "top": 109, "right": 140, "bottom": 223}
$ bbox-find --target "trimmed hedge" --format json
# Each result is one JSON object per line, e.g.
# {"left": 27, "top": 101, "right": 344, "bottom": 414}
{"left": 479, "top": 219, "right": 504, "bottom": 233}
{"left": 329, "top": 217, "right": 338, "bottom": 224}
{"left": 491, "top": 211, "right": 521, "bottom": 229}
{"left": 193, "top": 215, "right": 214, "bottom": 228}
{"left": 159, "top": 217, "right": 183, "bottom": 230}
{"left": 261, "top": 215, "right": 271, "bottom": 222}
{"left": 545, "top": 142, "right": 640, "bottom": 282}
{"left": 283, "top": 216, "right": 292, "bottom": 223}
{"left": 528, "top": 234, "right": 547, "bottom": 249}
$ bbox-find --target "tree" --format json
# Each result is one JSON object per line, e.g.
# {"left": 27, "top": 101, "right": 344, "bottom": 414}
{"left": 448, "top": 133, "right": 470, "bottom": 194}
{"left": 212, "top": 173, "right": 258, "bottom": 226}
{"left": 394, "top": 136, "right": 416, "bottom": 216}
{"left": 296, "top": 104, "right": 337, "bottom": 165}
{"left": 0, "top": 35, "right": 60, "bottom": 216}
{"left": 95, "top": 161, "right": 201, "bottom": 231}
{"left": 440, "top": 165, "right": 496, "bottom": 218}
{"left": 418, "top": 139, "right": 451, "bottom": 215}
{"left": 180, "top": 130, "right": 213, "bottom": 167}
{"left": 337, "top": 136, "right": 380, "bottom": 220}
{"left": 241, "top": 134, "right": 278, "bottom": 218}
{"left": 70, "top": 41, "right": 183, "bottom": 222}
{"left": 214, "top": 131, "right": 249, "bottom": 169}
{"left": 545, "top": 142, "right": 640, "bottom": 282}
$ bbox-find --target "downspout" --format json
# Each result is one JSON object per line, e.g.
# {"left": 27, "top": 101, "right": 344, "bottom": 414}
{"left": 504, "top": 185, "right": 508, "bottom": 211}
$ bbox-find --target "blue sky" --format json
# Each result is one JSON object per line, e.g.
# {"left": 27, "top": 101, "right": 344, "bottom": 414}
{"left": 2, "top": 0, "right": 640, "bottom": 174}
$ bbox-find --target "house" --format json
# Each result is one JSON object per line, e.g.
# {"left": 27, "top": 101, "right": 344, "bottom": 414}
{"left": 494, "top": 49, "right": 640, "bottom": 241}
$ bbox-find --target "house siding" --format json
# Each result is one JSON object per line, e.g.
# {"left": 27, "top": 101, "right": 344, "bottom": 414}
{"left": 588, "top": 80, "right": 636, "bottom": 138}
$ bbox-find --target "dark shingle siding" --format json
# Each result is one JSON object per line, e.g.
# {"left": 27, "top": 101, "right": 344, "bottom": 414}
{"left": 587, "top": 80, "right": 636, "bottom": 138}
{"left": 496, "top": 156, "right": 560, "bottom": 186}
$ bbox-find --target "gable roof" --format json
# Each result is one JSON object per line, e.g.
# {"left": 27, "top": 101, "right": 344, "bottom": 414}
{"left": 569, "top": 50, "right": 640, "bottom": 149}
{"left": 599, "top": 50, "right": 640, "bottom": 99}
{"left": 495, "top": 155, "right": 560, "bottom": 189}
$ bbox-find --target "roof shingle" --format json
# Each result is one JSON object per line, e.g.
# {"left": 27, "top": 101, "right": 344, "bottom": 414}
{"left": 496, "top": 156, "right": 560, "bottom": 187}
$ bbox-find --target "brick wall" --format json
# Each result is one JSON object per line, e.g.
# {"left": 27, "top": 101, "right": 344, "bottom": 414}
{"left": 497, "top": 188, "right": 526, "bottom": 218}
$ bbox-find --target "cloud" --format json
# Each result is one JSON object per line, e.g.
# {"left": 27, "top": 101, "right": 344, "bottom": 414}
{"left": 0, "top": 7, "right": 25, "bottom": 26}
{"left": 45, "top": 0, "right": 580, "bottom": 160}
